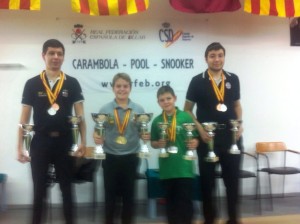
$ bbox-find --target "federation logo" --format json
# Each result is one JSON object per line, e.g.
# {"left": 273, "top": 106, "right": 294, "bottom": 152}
{"left": 159, "top": 22, "right": 194, "bottom": 48}
{"left": 72, "top": 24, "right": 87, "bottom": 44}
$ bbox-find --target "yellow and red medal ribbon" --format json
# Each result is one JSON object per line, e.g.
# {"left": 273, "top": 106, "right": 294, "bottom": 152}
{"left": 114, "top": 109, "right": 131, "bottom": 136}
{"left": 163, "top": 110, "right": 176, "bottom": 143}
{"left": 40, "top": 71, "right": 64, "bottom": 106}
{"left": 207, "top": 71, "right": 225, "bottom": 104}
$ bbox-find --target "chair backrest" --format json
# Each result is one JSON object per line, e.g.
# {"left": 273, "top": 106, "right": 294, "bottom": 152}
{"left": 256, "top": 142, "right": 287, "bottom": 153}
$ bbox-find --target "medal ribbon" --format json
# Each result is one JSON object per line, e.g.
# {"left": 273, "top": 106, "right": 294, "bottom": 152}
{"left": 207, "top": 71, "right": 225, "bottom": 104}
{"left": 114, "top": 109, "right": 131, "bottom": 136}
{"left": 163, "top": 110, "right": 176, "bottom": 142}
{"left": 40, "top": 71, "right": 64, "bottom": 105}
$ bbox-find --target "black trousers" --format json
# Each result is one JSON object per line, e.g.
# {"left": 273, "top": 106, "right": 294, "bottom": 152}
{"left": 197, "top": 129, "right": 242, "bottom": 224}
{"left": 102, "top": 153, "right": 139, "bottom": 224}
{"left": 161, "top": 178, "right": 194, "bottom": 224}
{"left": 30, "top": 134, "right": 74, "bottom": 224}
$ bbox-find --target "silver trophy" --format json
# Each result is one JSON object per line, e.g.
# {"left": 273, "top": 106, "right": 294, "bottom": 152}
{"left": 157, "top": 122, "right": 169, "bottom": 158}
{"left": 91, "top": 113, "right": 109, "bottom": 160}
{"left": 20, "top": 124, "right": 34, "bottom": 161}
{"left": 182, "top": 123, "right": 197, "bottom": 160}
{"left": 229, "top": 119, "right": 241, "bottom": 154}
{"left": 68, "top": 116, "right": 81, "bottom": 156}
{"left": 134, "top": 113, "right": 153, "bottom": 158}
{"left": 202, "top": 122, "right": 219, "bottom": 162}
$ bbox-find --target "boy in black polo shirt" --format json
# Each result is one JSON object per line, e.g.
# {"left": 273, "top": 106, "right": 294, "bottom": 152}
{"left": 17, "top": 39, "right": 86, "bottom": 224}
{"left": 184, "top": 42, "right": 243, "bottom": 224}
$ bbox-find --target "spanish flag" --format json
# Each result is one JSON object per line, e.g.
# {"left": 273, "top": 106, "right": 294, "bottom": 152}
{"left": 244, "top": 0, "right": 300, "bottom": 17}
{"left": 71, "top": 0, "right": 149, "bottom": 16}
{"left": 169, "top": 0, "right": 241, "bottom": 13}
{"left": 0, "top": 0, "right": 40, "bottom": 10}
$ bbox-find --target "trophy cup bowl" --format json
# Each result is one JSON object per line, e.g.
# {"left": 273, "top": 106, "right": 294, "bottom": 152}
{"left": 202, "top": 122, "right": 219, "bottom": 162}
{"left": 229, "top": 119, "right": 241, "bottom": 154}
{"left": 158, "top": 122, "right": 169, "bottom": 158}
{"left": 20, "top": 124, "right": 34, "bottom": 161}
{"left": 68, "top": 116, "right": 81, "bottom": 156}
{"left": 134, "top": 113, "right": 153, "bottom": 158}
{"left": 182, "top": 123, "right": 197, "bottom": 160}
{"left": 91, "top": 113, "right": 109, "bottom": 160}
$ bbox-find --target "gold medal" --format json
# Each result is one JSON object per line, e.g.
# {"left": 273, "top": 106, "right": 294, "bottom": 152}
{"left": 115, "top": 135, "right": 127, "bottom": 145}
{"left": 114, "top": 108, "right": 131, "bottom": 143}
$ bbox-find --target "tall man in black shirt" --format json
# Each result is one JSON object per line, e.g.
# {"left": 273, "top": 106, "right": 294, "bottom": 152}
{"left": 184, "top": 42, "right": 243, "bottom": 224}
{"left": 17, "top": 39, "right": 86, "bottom": 224}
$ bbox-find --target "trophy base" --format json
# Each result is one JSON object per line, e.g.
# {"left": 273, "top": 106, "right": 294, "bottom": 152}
{"left": 229, "top": 149, "right": 241, "bottom": 154}
{"left": 138, "top": 151, "right": 150, "bottom": 158}
{"left": 184, "top": 155, "right": 196, "bottom": 160}
{"left": 167, "top": 146, "right": 178, "bottom": 154}
{"left": 205, "top": 156, "right": 219, "bottom": 163}
{"left": 94, "top": 153, "right": 106, "bottom": 160}
{"left": 69, "top": 151, "right": 77, "bottom": 157}
{"left": 159, "top": 153, "right": 169, "bottom": 158}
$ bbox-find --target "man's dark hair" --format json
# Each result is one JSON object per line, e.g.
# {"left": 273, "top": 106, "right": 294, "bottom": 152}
{"left": 157, "top": 85, "right": 175, "bottom": 98}
{"left": 205, "top": 42, "right": 226, "bottom": 58}
{"left": 42, "top": 39, "right": 65, "bottom": 55}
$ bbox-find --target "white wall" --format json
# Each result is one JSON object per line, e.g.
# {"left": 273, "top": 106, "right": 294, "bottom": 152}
{"left": 1, "top": 0, "right": 300, "bottom": 205}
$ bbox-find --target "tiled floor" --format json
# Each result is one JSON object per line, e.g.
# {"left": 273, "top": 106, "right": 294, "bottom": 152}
{"left": 0, "top": 194, "right": 300, "bottom": 224}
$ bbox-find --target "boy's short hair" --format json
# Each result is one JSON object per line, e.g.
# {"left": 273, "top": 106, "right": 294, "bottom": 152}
{"left": 205, "top": 42, "right": 226, "bottom": 58}
{"left": 42, "top": 39, "right": 65, "bottom": 55}
{"left": 112, "top": 73, "right": 132, "bottom": 88}
{"left": 157, "top": 85, "right": 175, "bottom": 98}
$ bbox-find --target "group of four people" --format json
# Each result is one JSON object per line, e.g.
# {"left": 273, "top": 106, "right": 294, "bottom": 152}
{"left": 17, "top": 39, "right": 243, "bottom": 224}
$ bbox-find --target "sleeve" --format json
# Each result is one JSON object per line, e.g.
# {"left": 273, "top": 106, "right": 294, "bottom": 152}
{"left": 71, "top": 78, "right": 84, "bottom": 104}
{"left": 186, "top": 76, "right": 197, "bottom": 103}
{"left": 234, "top": 75, "right": 240, "bottom": 101}
{"left": 21, "top": 80, "right": 34, "bottom": 106}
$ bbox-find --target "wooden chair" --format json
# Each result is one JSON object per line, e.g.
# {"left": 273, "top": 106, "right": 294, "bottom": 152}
{"left": 256, "top": 142, "right": 300, "bottom": 210}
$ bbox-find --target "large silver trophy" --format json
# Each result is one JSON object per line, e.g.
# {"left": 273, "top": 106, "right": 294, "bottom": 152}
{"left": 91, "top": 113, "right": 109, "bottom": 160}
{"left": 20, "top": 124, "right": 34, "bottom": 161}
{"left": 68, "top": 116, "right": 81, "bottom": 156}
{"left": 228, "top": 119, "right": 241, "bottom": 154}
{"left": 157, "top": 122, "right": 169, "bottom": 158}
{"left": 182, "top": 123, "right": 197, "bottom": 160}
{"left": 135, "top": 113, "right": 153, "bottom": 158}
{"left": 202, "top": 122, "right": 219, "bottom": 162}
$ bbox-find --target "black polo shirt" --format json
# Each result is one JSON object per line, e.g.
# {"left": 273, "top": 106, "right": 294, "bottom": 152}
{"left": 186, "top": 69, "right": 240, "bottom": 124}
{"left": 21, "top": 73, "right": 84, "bottom": 133}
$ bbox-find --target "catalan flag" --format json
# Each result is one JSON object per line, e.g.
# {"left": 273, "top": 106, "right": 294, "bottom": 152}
{"left": 71, "top": 0, "right": 149, "bottom": 16}
{"left": 244, "top": 0, "right": 300, "bottom": 17}
{"left": 0, "top": 0, "right": 40, "bottom": 10}
{"left": 169, "top": 0, "right": 241, "bottom": 13}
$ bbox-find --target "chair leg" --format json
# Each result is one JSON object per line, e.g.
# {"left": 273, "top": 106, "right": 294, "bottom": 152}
{"left": 256, "top": 172, "right": 262, "bottom": 215}
{"left": 267, "top": 174, "right": 273, "bottom": 211}
{"left": 282, "top": 175, "right": 286, "bottom": 198}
